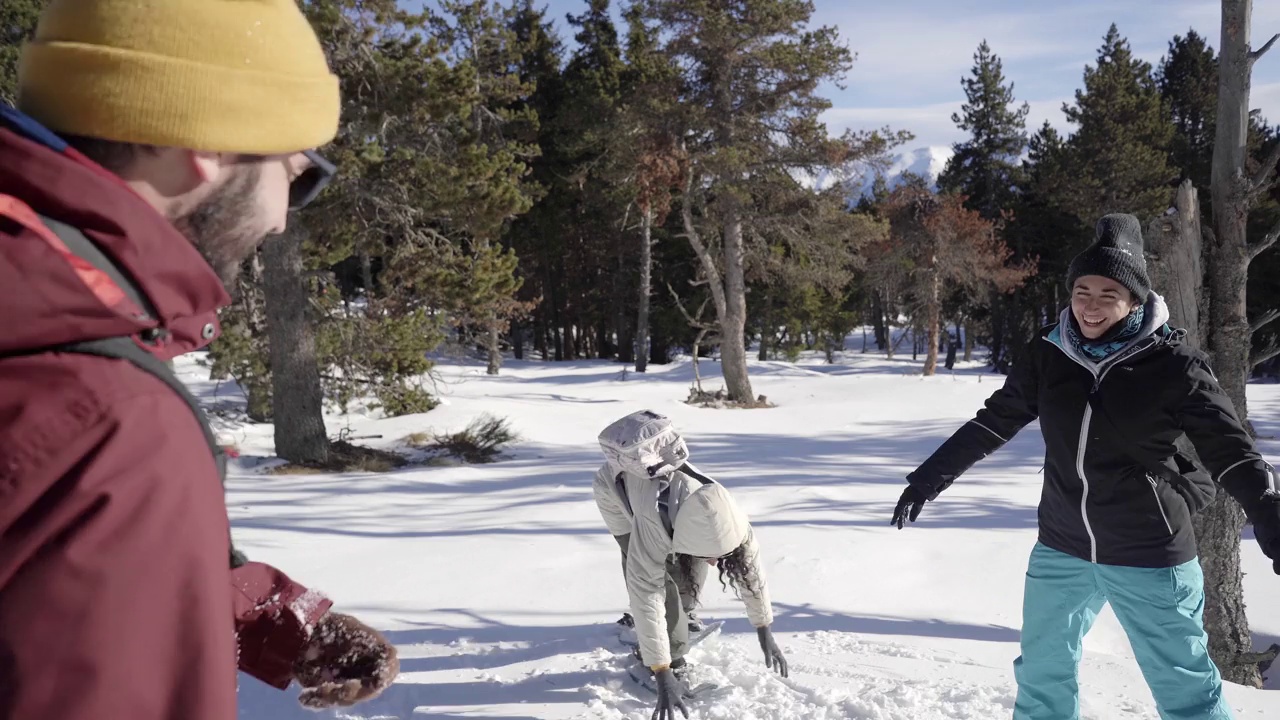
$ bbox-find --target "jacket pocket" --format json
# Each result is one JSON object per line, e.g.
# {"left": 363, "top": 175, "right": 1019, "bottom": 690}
{"left": 1146, "top": 474, "right": 1174, "bottom": 536}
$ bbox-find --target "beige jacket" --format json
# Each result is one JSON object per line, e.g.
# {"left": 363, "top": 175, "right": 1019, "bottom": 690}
{"left": 592, "top": 462, "right": 773, "bottom": 667}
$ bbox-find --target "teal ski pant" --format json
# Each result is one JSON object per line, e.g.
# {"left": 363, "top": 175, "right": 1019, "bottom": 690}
{"left": 1013, "top": 543, "right": 1233, "bottom": 720}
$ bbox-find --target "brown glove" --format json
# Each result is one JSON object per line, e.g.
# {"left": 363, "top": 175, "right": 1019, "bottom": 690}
{"left": 293, "top": 612, "right": 400, "bottom": 708}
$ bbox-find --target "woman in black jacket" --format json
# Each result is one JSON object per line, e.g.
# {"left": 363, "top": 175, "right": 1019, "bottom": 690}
{"left": 893, "top": 214, "right": 1280, "bottom": 720}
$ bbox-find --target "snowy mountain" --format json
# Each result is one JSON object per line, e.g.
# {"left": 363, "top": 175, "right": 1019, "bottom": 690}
{"left": 796, "top": 144, "right": 953, "bottom": 200}
{"left": 854, "top": 144, "right": 954, "bottom": 198}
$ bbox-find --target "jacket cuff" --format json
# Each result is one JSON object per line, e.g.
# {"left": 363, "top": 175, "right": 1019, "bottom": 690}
{"left": 231, "top": 562, "right": 334, "bottom": 689}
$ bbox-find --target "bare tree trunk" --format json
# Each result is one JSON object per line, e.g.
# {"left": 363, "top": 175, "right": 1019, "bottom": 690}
{"left": 691, "top": 328, "right": 706, "bottom": 393}
{"left": 636, "top": 208, "right": 653, "bottom": 373}
{"left": 924, "top": 270, "right": 941, "bottom": 376}
{"left": 719, "top": 211, "right": 755, "bottom": 402}
{"left": 1197, "top": 0, "right": 1279, "bottom": 686}
{"left": 262, "top": 224, "right": 328, "bottom": 465}
{"left": 237, "top": 256, "right": 272, "bottom": 422}
{"left": 486, "top": 322, "right": 501, "bottom": 375}
{"left": 872, "top": 294, "right": 887, "bottom": 349}
{"left": 681, "top": 181, "right": 755, "bottom": 403}
{"left": 360, "top": 252, "right": 374, "bottom": 299}
{"left": 758, "top": 289, "right": 772, "bottom": 362}
{"left": 1147, "top": 181, "right": 1205, "bottom": 348}
{"left": 964, "top": 319, "right": 975, "bottom": 362}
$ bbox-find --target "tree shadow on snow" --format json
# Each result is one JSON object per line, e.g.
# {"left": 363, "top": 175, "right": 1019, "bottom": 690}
{"left": 228, "top": 418, "right": 1046, "bottom": 541}
{"left": 237, "top": 669, "right": 562, "bottom": 720}
{"left": 381, "top": 609, "right": 620, "bottom": 674}
{"left": 768, "top": 602, "right": 1021, "bottom": 644}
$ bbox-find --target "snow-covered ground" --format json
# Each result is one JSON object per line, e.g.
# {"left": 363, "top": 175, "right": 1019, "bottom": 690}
{"left": 183, "top": 347, "right": 1280, "bottom": 720}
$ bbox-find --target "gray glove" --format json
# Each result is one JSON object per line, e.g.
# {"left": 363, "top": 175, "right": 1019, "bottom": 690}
{"left": 757, "top": 626, "right": 788, "bottom": 677}
{"left": 652, "top": 668, "right": 689, "bottom": 720}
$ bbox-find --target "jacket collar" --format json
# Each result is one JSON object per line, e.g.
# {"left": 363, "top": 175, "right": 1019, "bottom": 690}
{"left": 0, "top": 105, "right": 229, "bottom": 359}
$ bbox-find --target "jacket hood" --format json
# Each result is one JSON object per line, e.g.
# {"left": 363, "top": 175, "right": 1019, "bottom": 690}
{"left": 0, "top": 106, "right": 229, "bottom": 360}
{"left": 671, "top": 482, "right": 751, "bottom": 559}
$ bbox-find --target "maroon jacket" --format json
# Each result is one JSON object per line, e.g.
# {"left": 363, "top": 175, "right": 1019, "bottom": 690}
{"left": 0, "top": 109, "right": 332, "bottom": 718}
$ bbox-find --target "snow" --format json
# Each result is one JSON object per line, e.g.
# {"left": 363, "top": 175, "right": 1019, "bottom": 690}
{"left": 181, "top": 347, "right": 1280, "bottom": 720}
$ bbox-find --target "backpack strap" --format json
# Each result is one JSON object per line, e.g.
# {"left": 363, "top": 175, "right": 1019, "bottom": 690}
{"left": 0, "top": 197, "right": 246, "bottom": 568}
{"left": 40, "top": 213, "right": 157, "bottom": 321}
{"left": 656, "top": 465, "right": 717, "bottom": 539}
{"left": 0, "top": 194, "right": 153, "bottom": 321}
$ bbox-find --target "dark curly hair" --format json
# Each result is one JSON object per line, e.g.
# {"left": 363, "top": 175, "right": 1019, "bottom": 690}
{"left": 677, "top": 540, "right": 760, "bottom": 607}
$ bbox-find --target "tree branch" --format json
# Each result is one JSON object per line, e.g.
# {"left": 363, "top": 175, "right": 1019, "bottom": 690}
{"left": 666, "top": 282, "right": 716, "bottom": 331}
{"left": 1249, "top": 214, "right": 1280, "bottom": 260}
{"left": 1250, "top": 33, "right": 1280, "bottom": 63}
{"left": 1251, "top": 309, "right": 1280, "bottom": 335}
{"left": 1249, "top": 136, "right": 1280, "bottom": 194}
{"left": 1251, "top": 340, "right": 1280, "bottom": 369}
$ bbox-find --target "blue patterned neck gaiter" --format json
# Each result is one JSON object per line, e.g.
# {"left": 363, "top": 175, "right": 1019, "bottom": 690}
{"left": 1066, "top": 305, "right": 1146, "bottom": 362}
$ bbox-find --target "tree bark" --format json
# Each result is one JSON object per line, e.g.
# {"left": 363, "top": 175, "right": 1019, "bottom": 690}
{"left": 1147, "top": 180, "right": 1205, "bottom": 348}
{"left": 239, "top": 256, "right": 272, "bottom": 422}
{"left": 872, "top": 294, "right": 887, "bottom": 349}
{"left": 923, "top": 268, "right": 941, "bottom": 376}
{"left": 681, "top": 179, "right": 755, "bottom": 403}
{"left": 359, "top": 252, "right": 375, "bottom": 299}
{"left": 262, "top": 224, "right": 328, "bottom": 465}
{"left": 719, "top": 210, "right": 755, "bottom": 402}
{"left": 1197, "top": 0, "right": 1268, "bottom": 687}
{"left": 758, "top": 289, "right": 772, "bottom": 362}
{"left": 635, "top": 208, "right": 653, "bottom": 373}
{"left": 486, "top": 322, "right": 501, "bottom": 375}
{"left": 964, "top": 319, "right": 975, "bottom": 362}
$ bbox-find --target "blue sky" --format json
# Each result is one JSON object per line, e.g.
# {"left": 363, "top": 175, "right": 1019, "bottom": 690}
{"left": 422, "top": 0, "right": 1280, "bottom": 150}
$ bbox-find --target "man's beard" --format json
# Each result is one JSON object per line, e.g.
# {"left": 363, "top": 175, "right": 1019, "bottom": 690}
{"left": 172, "top": 164, "right": 264, "bottom": 287}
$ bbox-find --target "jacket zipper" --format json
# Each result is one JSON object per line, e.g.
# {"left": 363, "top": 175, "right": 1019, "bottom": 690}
{"left": 1045, "top": 335, "right": 1159, "bottom": 564}
{"left": 1146, "top": 475, "right": 1174, "bottom": 535}
{"left": 1077, "top": 378, "right": 1100, "bottom": 563}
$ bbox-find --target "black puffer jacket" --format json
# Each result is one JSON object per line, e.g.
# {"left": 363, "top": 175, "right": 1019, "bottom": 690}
{"left": 909, "top": 296, "right": 1279, "bottom": 568}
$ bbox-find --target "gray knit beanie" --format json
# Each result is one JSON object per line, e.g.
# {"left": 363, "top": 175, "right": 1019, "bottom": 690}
{"left": 1066, "top": 213, "right": 1151, "bottom": 303}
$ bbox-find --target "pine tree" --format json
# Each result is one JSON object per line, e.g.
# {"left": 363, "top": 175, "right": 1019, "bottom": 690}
{"left": 1159, "top": 31, "right": 1218, "bottom": 190}
{"left": 430, "top": 0, "right": 541, "bottom": 375}
{"left": 0, "top": 0, "right": 40, "bottom": 107}
{"left": 504, "top": 0, "right": 565, "bottom": 361}
{"left": 1061, "top": 24, "right": 1176, "bottom": 224}
{"left": 636, "top": 0, "right": 896, "bottom": 404}
{"left": 562, "top": 0, "right": 631, "bottom": 362}
{"left": 615, "top": 3, "right": 686, "bottom": 371}
{"left": 937, "top": 40, "right": 1030, "bottom": 219}
{"left": 876, "top": 184, "right": 1033, "bottom": 376}
{"left": 937, "top": 40, "right": 1030, "bottom": 374}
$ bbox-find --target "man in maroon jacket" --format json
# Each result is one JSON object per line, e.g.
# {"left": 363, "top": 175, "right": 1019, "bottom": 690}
{"left": 0, "top": 1, "right": 398, "bottom": 717}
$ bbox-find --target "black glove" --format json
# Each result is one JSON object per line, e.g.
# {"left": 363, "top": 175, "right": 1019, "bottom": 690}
{"left": 1251, "top": 490, "right": 1280, "bottom": 575}
{"left": 757, "top": 626, "right": 788, "bottom": 677}
{"left": 652, "top": 668, "right": 689, "bottom": 720}
{"left": 891, "top": 485, "right": 931, "bottom": 529}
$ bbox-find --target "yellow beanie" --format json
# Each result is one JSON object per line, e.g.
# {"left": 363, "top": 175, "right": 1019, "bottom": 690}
{"left": 17, "top": 0, "right": 340, "bottom": 155}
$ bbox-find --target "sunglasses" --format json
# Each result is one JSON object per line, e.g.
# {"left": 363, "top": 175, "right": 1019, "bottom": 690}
{"left": 289, "top": 150, "right": 337, "bottom": 211}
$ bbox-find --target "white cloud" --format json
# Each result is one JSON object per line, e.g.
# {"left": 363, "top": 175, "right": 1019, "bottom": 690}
{"left": 823, "top": 94, "right": 1073, "bottom": 152}
{"left": 1256, "top": 82, "right": 1280, "bottom": 125}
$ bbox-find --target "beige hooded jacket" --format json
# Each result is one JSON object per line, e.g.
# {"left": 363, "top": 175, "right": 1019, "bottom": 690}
{"left": 592, "top": 461, "right": 773, "bottom": 668}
